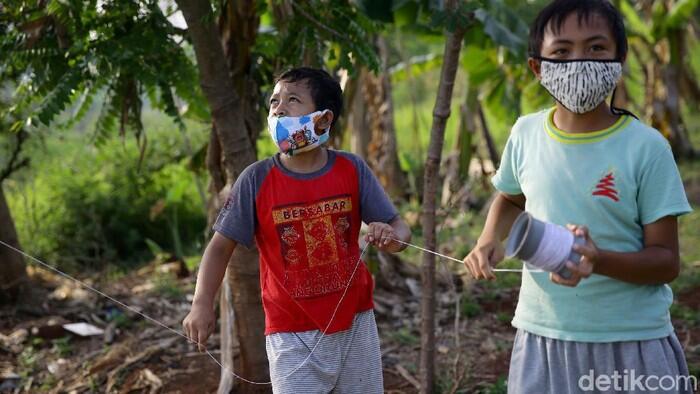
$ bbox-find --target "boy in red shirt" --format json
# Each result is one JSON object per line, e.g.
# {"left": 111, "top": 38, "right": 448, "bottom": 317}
{"left": 183, "top": 67, "right": 410, "bottom": 393}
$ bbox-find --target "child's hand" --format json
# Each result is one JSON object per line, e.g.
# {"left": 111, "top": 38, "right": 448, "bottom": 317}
{"left": 463, "top": 237, "right": 505, "bottom": 281}
{"left": 550, "top": 224, "right": 599, "bottom": 287}
{"left": 182, "top": 302, "right": 216, "bottom": 352}
{"left": 365, "top": 222, "right": 398, "bottom": 251}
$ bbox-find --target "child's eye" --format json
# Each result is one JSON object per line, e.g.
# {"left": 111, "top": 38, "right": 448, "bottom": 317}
{"left": 552, "top": 48, "right": 568, "bottom": 56}
{"left": 590, "top": 45, "right": 605, "bottom": 52}
{"left": 270, "top": 98, "right": 279, "bottom": 105}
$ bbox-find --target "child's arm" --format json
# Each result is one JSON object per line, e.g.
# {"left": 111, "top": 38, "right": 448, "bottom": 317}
{"left": 365, "top": 216, "right": 411, "bottom": 253}
{"left": 182, "top": 232, "right": 237, "bottom": 351}
{"left": 552, "top": 216, "right": 680, "bottom": 286}
{"left": 463, "top": 193, "right": 526, "bottom": 280}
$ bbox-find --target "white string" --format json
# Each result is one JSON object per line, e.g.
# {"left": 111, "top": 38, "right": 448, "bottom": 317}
{"left": 391, "top": 238, "right": 544, "bottom": 273}
{"left": 0, "top": 236, "right": 535, "bottom": 386}
{"left": 0, "top": 239, "right": 368, "bottom": 386}
{"left": 527, "top": 222, "right": 573, "bottom": 273}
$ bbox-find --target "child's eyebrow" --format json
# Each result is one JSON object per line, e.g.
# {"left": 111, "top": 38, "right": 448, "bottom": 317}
{"left": 584, "top": 35, "right": 610, "bottom": 42}
{"left": 551, "top": 38, "right": 574, "bottom": 45}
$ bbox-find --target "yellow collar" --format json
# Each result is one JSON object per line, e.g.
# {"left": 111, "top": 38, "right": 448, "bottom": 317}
{"left": 544, "top": 107, "right": 632, "bottom": 144}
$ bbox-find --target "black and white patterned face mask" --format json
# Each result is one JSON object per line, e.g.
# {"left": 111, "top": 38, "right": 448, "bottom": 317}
{"left": 538, "top": 58, "right": 622, "bottom": 114}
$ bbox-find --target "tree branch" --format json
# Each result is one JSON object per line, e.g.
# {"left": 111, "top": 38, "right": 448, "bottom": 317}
{"left": 0, "top": 131, "right": 30, "bottom": 183}
{"left": 290, "top": 2, "right": 344, "bottom": 40}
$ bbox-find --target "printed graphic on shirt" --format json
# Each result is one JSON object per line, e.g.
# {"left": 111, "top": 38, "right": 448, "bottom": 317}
{"left": 592, "top": 171, "right": 619, "bottom": 202}
{"left": 272, "top": 195, "right": 356, "bottom": 299}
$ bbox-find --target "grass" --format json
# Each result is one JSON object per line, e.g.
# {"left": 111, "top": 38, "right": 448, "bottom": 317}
{"left": 390, "top": 327, "right": 420, "bottom": 346}
{"left": 461, "top": 294, "right": 483, "bottom": 318}
{"left": 153, "top": 273, "right": 185, "bottom": 299}
{"left": 674, "top": 160, "right": 700, "bottom": 295}
{"left": 51, "top": 336, "right": 73, "bottom": 358}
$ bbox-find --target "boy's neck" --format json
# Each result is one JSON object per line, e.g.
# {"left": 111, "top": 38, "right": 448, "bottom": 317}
{"left": 279, "top": 147, "right": 329, "bottom": 174}
{"left": 552, "top": 103, "right": 620, "bottom": 134}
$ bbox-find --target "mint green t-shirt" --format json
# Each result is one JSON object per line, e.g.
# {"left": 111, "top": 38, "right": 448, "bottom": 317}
{"left": 492, "top": 108, "right": 692, "bottom": 342}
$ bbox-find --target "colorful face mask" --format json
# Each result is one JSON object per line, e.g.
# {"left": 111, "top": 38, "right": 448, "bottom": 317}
{"left": 267, "top": 110, "right": 331, "bottom": 156}
{"left": 538, "top": 58, "right": 622, "bottom": 114}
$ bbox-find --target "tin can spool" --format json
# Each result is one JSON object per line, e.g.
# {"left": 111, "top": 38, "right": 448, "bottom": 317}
{"left": 505, "top": 211, "right": 584, "bottom": 279}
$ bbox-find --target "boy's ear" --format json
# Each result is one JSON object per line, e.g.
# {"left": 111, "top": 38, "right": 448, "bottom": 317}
{"left": 528, "top": 57, "right": 542, "bottom": 80}
{"left": 314, "top": 110, "right": 334, "bottom": 134}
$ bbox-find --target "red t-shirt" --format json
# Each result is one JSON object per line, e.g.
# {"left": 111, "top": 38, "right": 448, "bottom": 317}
{"left": 213, "top": 150, "right": 398, "bottom": 335}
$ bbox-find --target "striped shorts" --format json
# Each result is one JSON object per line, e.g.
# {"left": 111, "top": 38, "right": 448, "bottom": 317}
{"left": 508, "top": 329, "right": 695, "bottom": 394}
{"left": 265, "top": 310, "right": 383, "bottom": 394}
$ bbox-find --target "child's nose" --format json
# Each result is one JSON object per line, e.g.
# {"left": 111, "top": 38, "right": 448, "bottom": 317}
{"left": 571, "top": 46, "right": 587, "bottom": 59}
{"left": 274, "top": 103, "right": 287, "bottom": 117}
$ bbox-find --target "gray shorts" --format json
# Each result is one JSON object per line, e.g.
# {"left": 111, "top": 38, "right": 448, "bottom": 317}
{"left": 265, "top": 310, "right": 383, "bottom": 394}
{"left": 508, "top": 329, "right": 695, "bottom": 394}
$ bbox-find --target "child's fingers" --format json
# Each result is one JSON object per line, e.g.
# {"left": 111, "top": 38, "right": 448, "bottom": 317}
{"left": 575, "top": 225, "right": 590, "bottom": 239}
{"left": 379, "top": 227, "right": 394, "bottom": 246}
{"left": 197, "top": 330, "right": 208, "bottom": 353}
{"left": 475, "top": 251, "right": 495, "bottom": 280}
{"left": 565, "top": 261, "right": 585, "bottom": 277}
{"left": 566, "top": 260, "right": 592, "bottom": 278}
{"left": 463, "top": 255, "right": 477, "bottom": 278}
{"left": 187, "top": 327, "right": 198, "bottom": 345}
{"left": 367, "top": 224, "right": 376, "bottom": 243}
{"left": 375, "top": 226, "right": 386, "bottom": 244}
{"left": 464, "top": 253, "right": 476, "bottom": 279}
{"left": 550, "top": 272, "right": 579, "bottom": 287}
{"left": 572, "top": 243, "right": 596, "bottom": 259}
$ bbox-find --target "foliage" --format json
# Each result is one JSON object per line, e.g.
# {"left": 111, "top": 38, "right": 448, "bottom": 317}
{"left": 263, "top": 0, "right": 382, "bottom": 76}
{"left": 5, "top": 116, "right": 207, "bottom": 272}
{"left": 0, "top": 0, "right": 206, "bottom": 149}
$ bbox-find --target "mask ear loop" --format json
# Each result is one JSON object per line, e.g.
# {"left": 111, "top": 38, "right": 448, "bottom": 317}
{"left": 610, "top": 86, "right": 639, "bottom": 119}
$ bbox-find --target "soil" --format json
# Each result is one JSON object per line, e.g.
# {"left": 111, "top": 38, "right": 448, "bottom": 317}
{"left": 1, "top": 264, "right": 698, "bottom": 393}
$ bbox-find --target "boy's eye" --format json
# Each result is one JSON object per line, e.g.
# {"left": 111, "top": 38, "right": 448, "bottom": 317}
{"left": 590, "top": 45, "right": 605, "bottom": 52}
{"left": 552, "top": 48, "right": 568, "bottom": 56}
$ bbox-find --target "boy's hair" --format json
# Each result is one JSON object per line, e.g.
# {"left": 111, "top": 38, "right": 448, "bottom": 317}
{"left": 275, "top": 67, "right": 343, "bottom": 130}
{"left": 528, "top": 0, "right": 628, "bottom": 60}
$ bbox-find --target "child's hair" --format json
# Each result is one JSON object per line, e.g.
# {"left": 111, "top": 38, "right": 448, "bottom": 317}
{"left": 275, "top": 67, "right": 343, "bottom": 129}
{"left": 528, "top": 0, "right": 628, "bottom": 60}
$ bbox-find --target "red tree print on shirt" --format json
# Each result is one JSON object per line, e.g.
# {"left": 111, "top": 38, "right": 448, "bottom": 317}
{"left": 592, "top": 172, "right": 619, "bottom": 202}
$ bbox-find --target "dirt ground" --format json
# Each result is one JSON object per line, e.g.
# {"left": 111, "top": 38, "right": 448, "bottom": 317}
{"left": 1, "top": 260, "right": 698, "bottom": 393}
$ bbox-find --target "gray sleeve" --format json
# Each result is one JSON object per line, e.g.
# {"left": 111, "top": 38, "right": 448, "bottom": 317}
{"left": 212, "top": 160, "right": 270, "bottom": 248}
{"left": 340, "top": 152, "right": 399, "bottom": 224}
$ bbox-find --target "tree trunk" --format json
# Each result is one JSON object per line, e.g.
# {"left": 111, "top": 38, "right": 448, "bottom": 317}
{"left": 660, "top": 28, "right": 695, "bottom": 158}
{"left": 477, "top": 102, "right": 500, "bottom": 169}
{"left": 329, "top": 69, "right": 357, "bottom": 149}
{"left": 0, "top": 184, "right": 27, "bottom": 302}
{"left": 364, "top": 36, "right": 409, "bottom": 201}
{"left": 441, "top": 84, "right": 477, "bottom": 207}
{"left": 419, "top": 4, "right": 466, "bottom": 392}
{"left": 173, "top": 1, "right": 269, "bottom": 393}
{"left": 350, "top": 68, "right": 371, "bottom": 158}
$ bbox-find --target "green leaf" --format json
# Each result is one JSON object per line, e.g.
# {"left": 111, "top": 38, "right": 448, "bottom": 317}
{"left": 665, "top": 0, "right": 699, "bottom": 30}
{"left": 651, "top": 1, "right": 667, "bottom": 40}
{"left": 356, "top": 0, "right": 394, "bottom": 23}
{"left": 473, "top": 0, "right": 527, "bottom": 58}
{"left": 389, "top": 53, "right": 443, "bottom": 82}
{"left": 461, "top": 45, "right": 499, "bottom": 86}
{"left": 393, "top": 0, "right": 419, "bottom": 27}
{"left": 619, "top": 0, "right": 653, "bottom": 43}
